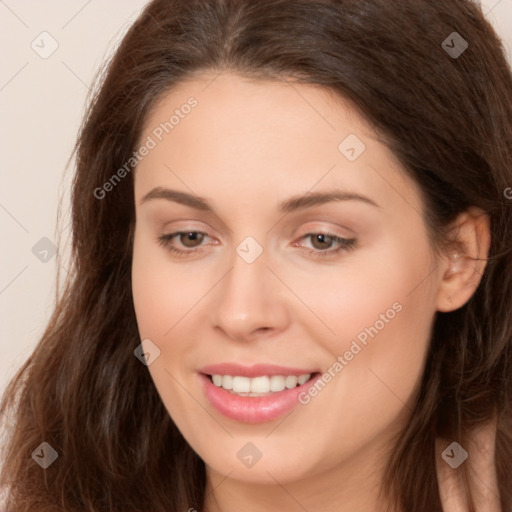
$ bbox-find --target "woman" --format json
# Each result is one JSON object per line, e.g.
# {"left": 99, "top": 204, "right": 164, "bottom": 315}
{"left": 1, "top": 0, "right": 511, "bottom": 510}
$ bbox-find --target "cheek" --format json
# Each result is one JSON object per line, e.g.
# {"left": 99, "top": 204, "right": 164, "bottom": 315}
{"left": 275, "top": 232, "right": 436, "bottom": 357}
{"left": 131, "top": 228, "right": 211, "bottom": 339}
{"left": 305, "top": 241, "right": 436, "bottom": 436}
{"left": 314, "top": 296, "right": 433, "bottom": 471}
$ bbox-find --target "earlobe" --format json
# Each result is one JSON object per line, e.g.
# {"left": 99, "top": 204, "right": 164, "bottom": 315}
{"left": 435, "top": 208, "right": 491, "bottom": 313}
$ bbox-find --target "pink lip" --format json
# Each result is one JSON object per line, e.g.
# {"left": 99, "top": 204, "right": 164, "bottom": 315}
{"left": 198, "top": 371, "right": 321, "bottom": 424}
{"left": 199, "top": 363, "right": 318, "bottom": 377}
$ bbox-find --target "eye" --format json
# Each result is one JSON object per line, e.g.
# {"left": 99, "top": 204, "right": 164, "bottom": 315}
{"left": 157, "top": 231, "right": 211, "bottom": 257}
{"left": 296, "top": 232, "right": 357, "bottom": 259}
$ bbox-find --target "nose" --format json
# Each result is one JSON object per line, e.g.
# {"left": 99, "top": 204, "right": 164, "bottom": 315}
{"left": 209, "top": 244, "right": 290, "bottom": 342}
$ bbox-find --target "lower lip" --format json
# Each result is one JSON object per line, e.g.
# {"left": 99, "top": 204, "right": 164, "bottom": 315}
{"left": 199, "top": 373, "right": 321, "bottom": 424}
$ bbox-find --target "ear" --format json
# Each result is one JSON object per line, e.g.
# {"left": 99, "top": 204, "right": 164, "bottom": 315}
{"left": 435, "top": 207, "right": 491, "bottom": 313}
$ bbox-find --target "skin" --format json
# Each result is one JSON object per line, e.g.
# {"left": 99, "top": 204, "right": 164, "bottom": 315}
{"left": 131, "top": 72, "right": 496, "bottom": 511}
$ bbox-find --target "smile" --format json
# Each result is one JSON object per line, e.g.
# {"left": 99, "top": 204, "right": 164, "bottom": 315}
{"left": 198, "top": 363, "right": 321, "bottom": 423}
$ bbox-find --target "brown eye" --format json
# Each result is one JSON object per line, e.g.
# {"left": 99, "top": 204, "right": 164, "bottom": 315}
{"left": 309, "top": 233, "right": 335, "bottom": 250}
{"left": 179, "top": 232, "right": 205, "bottom": 248}
{"left": 297, "top": 232, "right": 357, "bottom": 260}
{"left": 157, "top": 231, "right": 211, "bottom": 256}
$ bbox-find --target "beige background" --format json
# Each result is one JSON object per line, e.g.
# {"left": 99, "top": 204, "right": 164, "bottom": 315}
{"left": 1, "top": 0, "right": 511, "bottom": 397}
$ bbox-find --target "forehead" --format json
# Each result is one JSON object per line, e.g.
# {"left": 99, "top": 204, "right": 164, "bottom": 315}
{"left": 134, "top": 72, "right": 423, "bottom": 218}
{"left": 142, "top": 72, "right": 374, "bottom": 150}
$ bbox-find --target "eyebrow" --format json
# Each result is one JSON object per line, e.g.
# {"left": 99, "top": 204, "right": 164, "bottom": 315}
{"left": 140, "top": 186, "right": 381, "bottom": 213}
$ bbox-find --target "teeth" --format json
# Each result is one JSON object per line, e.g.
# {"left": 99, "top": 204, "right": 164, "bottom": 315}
{"left": 297, "top": 374, "right": 310, "bottom": 385}
{"left": 285, "top": 375, "right": 298, "bottom": 389}
{"left": 232, "top": 376, "right": 251, "bottom": 393}
{"left": 270, "top": 375, "right": 286, "bottom": 392}
{"left": 251, "top": 376, "right": 270, "bottom": 393}
{"left": 222, "top": 375, "right": 233, "bottom": 390}
{"left": 210, "top": 373, "right": 312, "bottom": 395}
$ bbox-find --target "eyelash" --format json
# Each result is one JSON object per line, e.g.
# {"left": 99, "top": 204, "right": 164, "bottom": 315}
{"left": 157, "top": 231, "right": 357, "bottom": 259}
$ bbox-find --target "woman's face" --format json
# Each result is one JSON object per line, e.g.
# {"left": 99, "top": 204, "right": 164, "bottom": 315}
{"left": 131, "top": 72, "right": 446, "bottom": 487}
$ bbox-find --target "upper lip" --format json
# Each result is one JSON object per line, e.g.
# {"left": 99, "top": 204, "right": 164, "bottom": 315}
{"left": 199, "top": 363, "right": 319, "bottom": 377}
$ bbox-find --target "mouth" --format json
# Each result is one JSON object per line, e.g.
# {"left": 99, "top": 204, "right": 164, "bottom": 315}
{"left": 198, "top": 365, "right": 322, "bottom": 424}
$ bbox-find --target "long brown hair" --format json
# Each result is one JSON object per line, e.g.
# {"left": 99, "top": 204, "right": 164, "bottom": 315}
{"left": 1, "top": 0, "right": 511, "bottom": 510}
